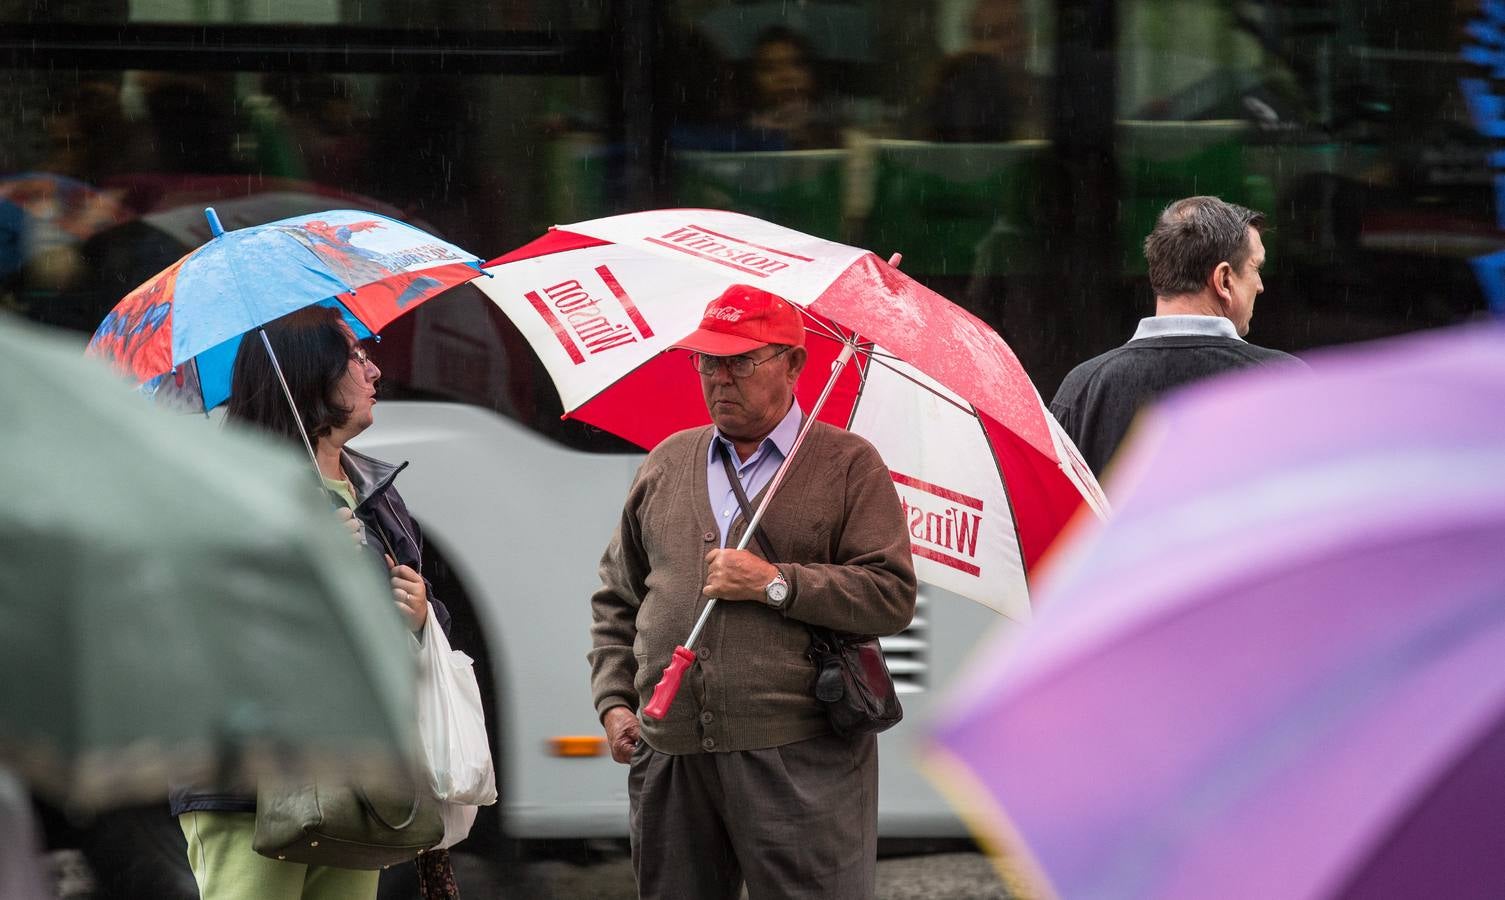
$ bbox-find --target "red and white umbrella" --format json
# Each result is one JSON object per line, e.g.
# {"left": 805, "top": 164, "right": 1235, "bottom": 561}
{"left": 474, "top": 209, "right": 1105, "bottom": 620}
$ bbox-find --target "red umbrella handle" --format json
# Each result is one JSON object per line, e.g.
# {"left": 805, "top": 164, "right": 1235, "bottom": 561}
{"left": 642, "top": 646, "right": 697, "bottom": 720}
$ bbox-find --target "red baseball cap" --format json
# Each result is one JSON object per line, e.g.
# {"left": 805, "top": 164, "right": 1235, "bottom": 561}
{"left": 670, "top": 284, "right": 806, "bottom": 356}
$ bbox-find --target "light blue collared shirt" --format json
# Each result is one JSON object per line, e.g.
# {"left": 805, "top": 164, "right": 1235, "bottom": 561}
{"left": 707, "top": 401, "right": 803, "bottom": 549}
{"left": 1130, "top": 314, "right": 1245, "bottom": 342}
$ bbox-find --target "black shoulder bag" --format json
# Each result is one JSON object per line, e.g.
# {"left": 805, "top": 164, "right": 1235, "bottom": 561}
{"left": 719, "top": 445, "right": 904, "bottom": 738}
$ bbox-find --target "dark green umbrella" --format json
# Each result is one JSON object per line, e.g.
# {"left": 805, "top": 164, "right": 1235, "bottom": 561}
{"left": 0, "top": 313, "right": 417, "bottom": 811}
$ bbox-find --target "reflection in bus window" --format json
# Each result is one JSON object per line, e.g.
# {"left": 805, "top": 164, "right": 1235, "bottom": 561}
{"left": 740, "top": 26, "right": 844, "bottom": 150}
{"left": 919, "top": 0, "right": 1048, "bottom": 142}
{"left": 4, "top": 0, "right": 1496, "bottom": 442}
{"left": 2, "top": 49, "right": 617, "bottom": 450}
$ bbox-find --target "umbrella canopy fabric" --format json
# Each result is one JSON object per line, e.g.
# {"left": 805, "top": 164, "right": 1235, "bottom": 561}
{"left": 84, "top": 209, "right": 481, "bottom": 410}
{"left": 53, "top": 183, "right": 414, "bottom": 341}
{"left": 0, "top": 313, "right": 417, "bottom": 811}
{"left": 476, "top": 209, "right": 1104, "bottom": 618}
{"left": 928, "top": 324, "right": 1505, "bottom": 900}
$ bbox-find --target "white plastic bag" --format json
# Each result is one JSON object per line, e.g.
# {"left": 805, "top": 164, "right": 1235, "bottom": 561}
{"left": 436, "top": 801, "right": 478, "bottom": 850}
{"left": 417, "top": 617, "right": 498, "bottom": 807}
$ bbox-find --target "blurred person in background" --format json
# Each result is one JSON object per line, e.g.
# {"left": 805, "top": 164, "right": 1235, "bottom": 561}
{"left": 250, "top": 73, "right": 372, "bottom": 190}
{"left": 740, "top": 26, "right": 843, "bottom": 150}
{"left": 1, "top": 78, "right": 136, "bottom": 309}
{"left": 136, "top": 73, "right": 246, "bottom": 176}
{"left": 170, "top": 306, "right": 458, "bottom": 900}
{"left": 919, "top": 0, "right": 1045, "bottom": 141}
{"left": 1050, "top": 196, "right": 1302, "bottom": 478}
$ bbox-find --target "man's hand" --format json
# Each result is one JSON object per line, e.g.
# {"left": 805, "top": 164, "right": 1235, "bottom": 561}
{"left": 603, "top": 706, "right": 641, "bottom": 764}
{"left": 703, "top": 549, "right": 779, "bottom": 601}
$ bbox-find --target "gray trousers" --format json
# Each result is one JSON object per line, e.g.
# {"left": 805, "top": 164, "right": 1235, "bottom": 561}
{"left": 628, "top": 731, "right": 878, "bottom": 900}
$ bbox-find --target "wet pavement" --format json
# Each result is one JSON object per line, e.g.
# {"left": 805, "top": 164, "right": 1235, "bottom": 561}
{"left": 507, "top": 848, "right": 1019, "bottom": 899}
{"left": 50, "top": 846, "right": 1023, "bottom": 899}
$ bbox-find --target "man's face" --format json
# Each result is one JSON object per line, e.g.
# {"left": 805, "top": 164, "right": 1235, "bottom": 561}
{"left": 1227, "top": 227, "right": 1265, "bottom": 336}
{"left": 699, "top": 344, "right": 805, "bottom": 442}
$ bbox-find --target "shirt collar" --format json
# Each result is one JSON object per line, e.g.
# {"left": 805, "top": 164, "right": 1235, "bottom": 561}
{"left": 1130, "top": 315, "right": 1244, "bottom": 342}
{"left": 710, "top": 400, "right": 804, "bottom": 466}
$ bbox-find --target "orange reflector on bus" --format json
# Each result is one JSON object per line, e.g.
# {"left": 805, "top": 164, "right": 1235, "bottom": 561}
{"left": 549, "top": 735, "right": 607, "bottom": 757}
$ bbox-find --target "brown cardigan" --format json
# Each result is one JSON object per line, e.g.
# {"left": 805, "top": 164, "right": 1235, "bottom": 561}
{"left": 589, "top": 420, "right": 917, "bottom": 754}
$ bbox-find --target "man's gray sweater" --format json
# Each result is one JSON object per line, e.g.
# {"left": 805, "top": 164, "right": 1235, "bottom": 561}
{"left": 1050, "top": 324, "right": 1299, "bottom": 477}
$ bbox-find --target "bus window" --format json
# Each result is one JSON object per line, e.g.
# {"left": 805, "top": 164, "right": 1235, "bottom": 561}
{"left": 4, "top": 0, "right": 1493, "bottom": 415}
{"left": 0, "top": 9, "right": 630, "bottom": 451}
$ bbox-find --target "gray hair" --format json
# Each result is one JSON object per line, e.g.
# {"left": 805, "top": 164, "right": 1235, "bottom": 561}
{"left": 1144, "top": 196, "right": 1266, "bottom": 298}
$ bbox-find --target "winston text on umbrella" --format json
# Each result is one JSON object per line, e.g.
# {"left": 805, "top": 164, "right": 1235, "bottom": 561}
{"left": 892, "top": 472, "right": 984, "bottom": 577}
{"left": 524, "top": 265, "right": 655, "bottom": 365}
{"left": 644, "top": 224, "right": 811, "bottom": 278}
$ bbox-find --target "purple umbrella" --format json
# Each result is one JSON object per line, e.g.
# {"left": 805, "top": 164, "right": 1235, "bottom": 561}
{"left": 929, "top": 324, "right": 1505, "bottom": 900}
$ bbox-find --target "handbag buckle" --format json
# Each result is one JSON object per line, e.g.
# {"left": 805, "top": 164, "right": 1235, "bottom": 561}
{"left": 815, "top": 657, "right": 845, "bottom": 703}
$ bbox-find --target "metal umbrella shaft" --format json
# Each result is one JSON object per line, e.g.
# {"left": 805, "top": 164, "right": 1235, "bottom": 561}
{"left": 259, "top": 327, "right": 324, "bottom": 480}
{"left": 642, "top": 339, "right": 859, "bottom": 720}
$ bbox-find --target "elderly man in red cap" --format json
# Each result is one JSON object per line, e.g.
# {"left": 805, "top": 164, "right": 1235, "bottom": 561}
{"left": 589, "top": 284, "right": 917, "bottom": 899}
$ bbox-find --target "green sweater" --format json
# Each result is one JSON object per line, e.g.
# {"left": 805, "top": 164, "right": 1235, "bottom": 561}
{"left": 589, "top": 421, "right": 917, "bottom": 754}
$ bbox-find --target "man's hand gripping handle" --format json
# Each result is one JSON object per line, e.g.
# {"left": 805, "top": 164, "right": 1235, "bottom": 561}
{"left": 642, "top": 646, "right": 697, "bottom": 720}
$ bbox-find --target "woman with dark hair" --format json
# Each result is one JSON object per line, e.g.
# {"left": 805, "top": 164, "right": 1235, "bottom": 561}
{"left": 741, "top": 25, "right": 843, "bottom": 149}
{"left": 170, "top": 305, "right": 457, "bottom": 900}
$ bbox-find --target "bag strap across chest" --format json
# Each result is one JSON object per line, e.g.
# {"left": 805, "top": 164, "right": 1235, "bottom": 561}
{"left": 717, "top": 440, "right": 778, "bottom": 562}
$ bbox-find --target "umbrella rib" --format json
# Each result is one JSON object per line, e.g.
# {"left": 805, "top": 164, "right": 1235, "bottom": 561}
{"left": 842, "top": 347, "right": 874, "bottom": 430}
{"left": 800, "top": 314, "right": 848, "bottom": 345}
{"left": 191, "top": 356, "right": 210, "bottom": 416}
{"left": 798, "top": 318, "right": 882, "bottom": 428}
{"left": 862, "top": 354, "right": 977, "bottom": 417}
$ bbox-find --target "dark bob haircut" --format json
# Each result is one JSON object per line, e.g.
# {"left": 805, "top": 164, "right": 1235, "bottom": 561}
{"left": 225, "top": 305, "right": 354, "bottom": 446}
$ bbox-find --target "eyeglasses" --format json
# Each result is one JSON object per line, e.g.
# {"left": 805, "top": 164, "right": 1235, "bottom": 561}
{"left": 349, "top": 346, "right": 372, "bottom": 366}
{"left": 690, "top": 346, "right": 791, "bottom": 378}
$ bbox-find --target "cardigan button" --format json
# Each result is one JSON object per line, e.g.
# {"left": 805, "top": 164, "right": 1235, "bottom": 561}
{"left": 701, "top": 737, "right": 716, "bottom": 750}
{"left": 698, "top": 648, "right": 710, "bottom": 661}
{"left": 700, "top": 711, "right": 714, "bottom": 724}
{"left": 703, "top": 531, "right": 715, "bottom": 542}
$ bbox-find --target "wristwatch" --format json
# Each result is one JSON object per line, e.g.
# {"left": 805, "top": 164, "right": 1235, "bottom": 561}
{"left": 764, "top": 571, "right": 790, "bottom": 609}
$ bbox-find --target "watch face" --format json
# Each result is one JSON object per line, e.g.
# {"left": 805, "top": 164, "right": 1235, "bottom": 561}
{"left": 766, "top": 578, "right": 789, "bottom": 604}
